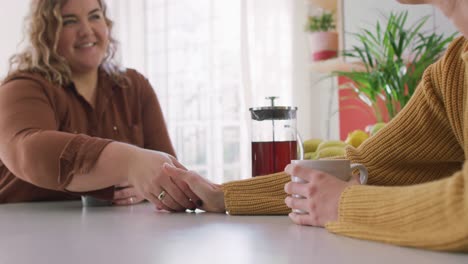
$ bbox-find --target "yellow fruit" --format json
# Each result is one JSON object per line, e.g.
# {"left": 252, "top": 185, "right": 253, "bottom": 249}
{"left": 345, "top": 130, "right": 369, "bottom": 148}
{"left": 303, "top": 138, "right": 322, "bottom": 153}
{"left": 370, "top": 122, "right": 386, "bottom": 136}
{"left": 316, "top": 140, "right": 347, "bottom": 152}
{"left": 316, "top": 146, "right": 345, "bottom": 159}
{"left": 304, "top": 152, "right": 316, "bottom": 160}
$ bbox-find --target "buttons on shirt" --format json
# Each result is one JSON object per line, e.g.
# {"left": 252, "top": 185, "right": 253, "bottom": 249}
{"left": 113, "top": 126, "right": 118, "bottom": 131}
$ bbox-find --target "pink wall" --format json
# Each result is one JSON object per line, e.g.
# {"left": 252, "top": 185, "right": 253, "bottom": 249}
{"left": 338, "top": 77, "right": 389, "bottom": 140}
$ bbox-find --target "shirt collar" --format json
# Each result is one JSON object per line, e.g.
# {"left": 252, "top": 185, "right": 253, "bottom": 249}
{"left": 65, "top": 67, "right": 120, "bottom": 95}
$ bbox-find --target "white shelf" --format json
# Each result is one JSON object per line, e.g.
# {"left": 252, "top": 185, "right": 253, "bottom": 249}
{"left": 309, "top": 58, "right": 366, "bottom": 73}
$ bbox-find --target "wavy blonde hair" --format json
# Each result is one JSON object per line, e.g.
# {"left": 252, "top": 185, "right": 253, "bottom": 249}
{"left": 8, "top": 0, "right": 124, "bottom": 86}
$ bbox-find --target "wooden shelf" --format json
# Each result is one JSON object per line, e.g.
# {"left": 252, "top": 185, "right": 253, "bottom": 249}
{"left": 306, "top": 1, "right": 367, "bottom": 74}
{"left": 307, "top": 0, "right": 337, "bottom": 11}
{"left": 309, "top": 58, "right": 366, "bottom": 73}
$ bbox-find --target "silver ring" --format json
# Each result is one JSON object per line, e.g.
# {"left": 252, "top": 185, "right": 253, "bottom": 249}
{"left": 157, "top": 190, "right": 166, "bottom": 201}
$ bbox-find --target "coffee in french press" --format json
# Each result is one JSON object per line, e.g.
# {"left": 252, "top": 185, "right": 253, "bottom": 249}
{"left": 249, "top": 97, "right": 300, "bottom": 177}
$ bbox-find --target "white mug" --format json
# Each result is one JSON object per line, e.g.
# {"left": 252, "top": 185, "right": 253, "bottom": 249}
{"left": 290, "top": 159, "right": 368, "bottom": 213}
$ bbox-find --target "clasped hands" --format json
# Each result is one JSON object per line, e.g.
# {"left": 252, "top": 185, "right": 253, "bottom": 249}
{"left": 123, "top": 148, "right": 361, "bottom": 227}
{"left": 113, "top": 149, "right": 200, "bottom": 211}
{"left": 158, "top": 162, "right": 360, "bottom": 227}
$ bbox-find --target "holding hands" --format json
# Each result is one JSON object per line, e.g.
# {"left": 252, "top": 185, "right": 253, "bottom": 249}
{"left": 125, "top": 148, "right": 199, "bottom": 211}
{"left": 283, "top": 163, "right": 361, "bottom": 227}
{"left": 133, "top": 150, "right": 363, "bottom": 226}
{"left": 163, "top": 163, "right": 226, "bottom": 213}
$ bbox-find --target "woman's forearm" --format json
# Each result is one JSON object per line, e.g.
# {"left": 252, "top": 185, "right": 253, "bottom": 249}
{"left": 65, "top": 142, "right": 138, "bottom": 192}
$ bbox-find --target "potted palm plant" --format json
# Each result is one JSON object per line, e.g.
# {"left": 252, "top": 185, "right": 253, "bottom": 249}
{"left": 333, "top": 11, "right": 455, "bottom": 121}
{"left": 306, "top": 10, "right": 338, "bottom": 61}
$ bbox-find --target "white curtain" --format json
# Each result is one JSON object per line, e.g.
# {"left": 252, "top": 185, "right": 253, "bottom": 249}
{"left": 241, "top": 0, "right": 294, "bottom": 108}
{"left": 107, "top": 0, "right": 294, "bottom": 183}
{"left": 106, "top": 0, "right": 148, "bottom": 75}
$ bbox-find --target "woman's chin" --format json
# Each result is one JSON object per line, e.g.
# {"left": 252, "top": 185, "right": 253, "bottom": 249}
{"left": 70, "top": 61, "right": 102, "bottom": 74}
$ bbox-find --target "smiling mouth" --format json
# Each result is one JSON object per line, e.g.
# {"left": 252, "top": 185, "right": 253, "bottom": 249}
{"left": 75, "top": 42, "right": 97, "bottom": 49}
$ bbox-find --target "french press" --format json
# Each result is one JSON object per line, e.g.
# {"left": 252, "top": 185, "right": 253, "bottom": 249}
{"left": 249, "top": 97, "right": 303, "bottom": 177}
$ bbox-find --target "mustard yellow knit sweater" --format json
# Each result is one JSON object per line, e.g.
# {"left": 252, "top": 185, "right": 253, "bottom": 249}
{"left": 222, "top": 37, "right": 468, "bottom": 252}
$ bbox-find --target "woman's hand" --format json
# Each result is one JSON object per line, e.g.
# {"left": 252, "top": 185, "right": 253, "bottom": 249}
{"left": 113, "top": 182, "right": 145, "bottom": 206}
{"left": 283, "top": 163, "right": 360, "bottom": 227}
{"left": 126, "top": 149, "right": 199, "bottom": 212}
{"left": 163, "top": 163, "right": 226, "bottom": 213}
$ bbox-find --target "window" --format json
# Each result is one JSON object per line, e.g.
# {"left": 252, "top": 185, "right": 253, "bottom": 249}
{"left": 108, "top": 0, "right": 294, "bottom": 183}
{"left": 145, "top": 0, "right": 247, "bottom": 183}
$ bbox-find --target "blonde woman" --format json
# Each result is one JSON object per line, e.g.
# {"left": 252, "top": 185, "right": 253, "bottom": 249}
{"left": 167, "top": 0, "right": 468, "bottom": 252}
{"left": 0, "top": 0, "right": 199, "bottom": 210}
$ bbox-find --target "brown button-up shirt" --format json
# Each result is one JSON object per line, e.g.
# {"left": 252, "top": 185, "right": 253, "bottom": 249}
{"left": 0, "top": 68, "right": 175, "bottom": 203}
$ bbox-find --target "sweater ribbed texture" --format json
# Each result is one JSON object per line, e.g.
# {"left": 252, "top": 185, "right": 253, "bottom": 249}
{"left": 223, "top": 171, "right": 291, "bottom": 215}
{"left": 222, "top": 37, "right": 468, "bottom": 252}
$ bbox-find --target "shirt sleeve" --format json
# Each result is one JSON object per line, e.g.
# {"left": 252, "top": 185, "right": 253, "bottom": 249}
{"left": 0, "top": 76, "right": 112, "bottom": 195}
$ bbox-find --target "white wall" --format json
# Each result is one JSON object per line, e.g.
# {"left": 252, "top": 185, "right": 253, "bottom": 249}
{"left": 292, "top": 0, "right": 343, "bottom": 141}
{"left": 343, "top": 0, "right": 458, "bottom": 50}
{"left": 0, "top": 1, "right": 30, "bottom": 79}
{"left": 292, "top": 0, "right": 324, "bottom": 141}
{"left": 433, "top": 8, "right": 458, "bottom": 36}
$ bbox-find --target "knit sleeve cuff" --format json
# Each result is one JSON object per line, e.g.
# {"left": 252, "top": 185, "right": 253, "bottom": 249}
{"left": 325, "top": 173, "right": 468, "bottom": 251}
{"left": 222, "top": 172, "right": 291, "bottom": 215}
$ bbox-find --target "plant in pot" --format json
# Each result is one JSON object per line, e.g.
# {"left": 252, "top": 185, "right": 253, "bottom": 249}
{"left": 332, "top": 11, "right": 455, "bottom": 122}
{"left": 305, "top": 9, "right": 338, "bottom": 61}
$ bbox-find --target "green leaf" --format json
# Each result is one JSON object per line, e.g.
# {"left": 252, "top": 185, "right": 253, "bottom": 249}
{"left": 330, "top": 10, "right": 454, "bottom": 120}
{"left": 305, "top": 10, "right": 336, "bottom": 32}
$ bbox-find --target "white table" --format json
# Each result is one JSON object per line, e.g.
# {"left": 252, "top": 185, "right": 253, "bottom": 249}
{"left": 0, "top": 201, "right": 466, "bottom": 264}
